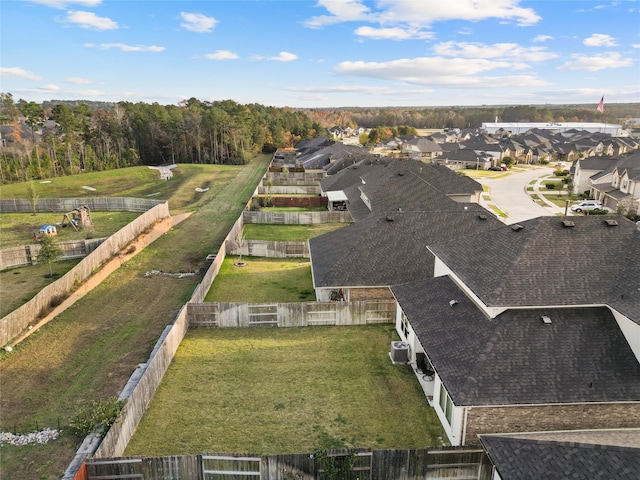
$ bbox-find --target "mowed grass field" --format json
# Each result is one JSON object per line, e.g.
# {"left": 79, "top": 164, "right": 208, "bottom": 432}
{"left": 0, "top": 211, "right": 140, "bottom": 248}
{"left": 0, "top": 164, "right": 237, "bottom": 212}
{"left": 204, "top": 256, "right": 315, "bottom": 303}
{"left": 242, "top": 223, "right": 346, "bottom": 242}
{"left": 125, "top": 325, "right": 446, "bottom": 456}
{"left": 0, "top": 259, "right": 82, "bottom": 318}
{"left": 0, "top": 156, "right": 271, "bottom": 480}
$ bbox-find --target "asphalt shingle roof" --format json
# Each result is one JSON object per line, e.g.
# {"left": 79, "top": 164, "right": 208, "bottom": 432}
{"left": 480, "top": 432, "right": 640, "bottom": 480}
{"left": 391, "top": 275, "right": 640, "bottom": 406}
{"left": 427, "top": 215, "right": 640, "bottom": 315}
{"left": 310, "top": 207, "right": 500, "bottom": 288}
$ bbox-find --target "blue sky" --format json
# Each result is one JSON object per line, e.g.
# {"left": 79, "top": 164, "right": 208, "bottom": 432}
{"left": 1, "top": 0, "right": 639, "bottom": 107}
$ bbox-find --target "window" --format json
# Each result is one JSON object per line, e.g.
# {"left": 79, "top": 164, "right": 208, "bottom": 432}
{"left": 401, "top": 311, "right": 410, "bottom": 339}
{"left": 439, "top": 386, "right": 454, "bottom": 426}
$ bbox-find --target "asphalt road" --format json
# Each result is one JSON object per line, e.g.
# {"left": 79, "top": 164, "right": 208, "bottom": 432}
{"left": 477, "top": 165, "right": 563, "bottom": 225}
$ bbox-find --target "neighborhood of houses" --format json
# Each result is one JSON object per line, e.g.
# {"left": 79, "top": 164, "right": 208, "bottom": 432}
{"left": 274, "top": 122, "right": 640, "bottom": 478}
{"left": 4, "top": 118, "right": 640, "bottom": 478}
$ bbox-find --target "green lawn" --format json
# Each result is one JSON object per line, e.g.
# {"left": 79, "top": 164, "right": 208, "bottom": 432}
{"left": 242, "top": 223, "right": 346, "bottom": 242}
{"left": 0, "top": 211, "right": 140, "bottom": 248}
{"left": 124, "top": 325, "right": 446, "bottom": 456}
{"left": 204, "top": 256, "right": 315, "bottom": 303}
{"left": 0, "top": 164, "right": 237, "bottom": 213}
{"left": 0, "top": 156, "right": 271, "bottom": 480}
{"left": 0, "top": 259, "right": 82, "bottom": 318}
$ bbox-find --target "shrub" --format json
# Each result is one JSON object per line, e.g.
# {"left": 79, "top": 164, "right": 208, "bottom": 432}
{"left": 545, "top": 183, "right": 556, "bottom": 190}
{"left": 584, "top": 208, "right": 609, "bottom": 216}
{"left": 68, "top": 397, "right": 126, "bottom": 439}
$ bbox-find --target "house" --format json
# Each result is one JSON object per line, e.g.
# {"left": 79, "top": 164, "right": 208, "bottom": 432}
{"left": 390, "top": 215, "right": 640, "bottom": 446}
{"left": 310, "top": 206, "right": 500, "bottom": 302}
{"left": 572, "top": 155, "right": 616, "bottom": 196}
{"left": 310, "top": 159, "right": 495, "bottom": 301}
{"left": 437, "top": 148, "right": 493, "bottom": 171}
{"left": 589, "top": 151, "right": 640, "bottom": 216}
{"left": 480, "top": 429, "right": 640, "bottom": 480}
{"left": 400, "top": 137, "right": 443, "bottom": 162}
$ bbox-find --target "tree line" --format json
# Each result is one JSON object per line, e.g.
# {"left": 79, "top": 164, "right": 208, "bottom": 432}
{"left": 304, "top": 104, "right": 640, "bottom": 130}
{"left": 2, "top": 91, "right": 638, "bottom": 185}
{"left": 0, "top": 94, "right": 326, "bottom": 183}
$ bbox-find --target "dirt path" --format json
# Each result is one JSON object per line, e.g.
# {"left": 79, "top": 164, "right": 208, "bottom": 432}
{"left": 8, "top": 213, "right": 192, "bottom": 347}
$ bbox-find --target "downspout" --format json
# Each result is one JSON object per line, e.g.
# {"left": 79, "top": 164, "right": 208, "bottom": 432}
{"left": 462, "top": 407, "right": 469, "bottom": 446}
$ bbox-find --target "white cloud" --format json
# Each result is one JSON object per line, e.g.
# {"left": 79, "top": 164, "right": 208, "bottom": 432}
{"left": 0, "top": 67, "right": 43, "bottom": 80}
{"left": 65, "top": 76, "right": 92, "bottom": 84}
{"left": 533, "top": 34, "right": 553, "bottom": 43}
{"left": 633, "top": 44, "right": 640, "bottom": 49}
{"left": 304, "top": 0, "right": 373, "bottom": 28}
{"left": 558, "top": 52, "right": 633, "bottom": 71}
{"left": 583, "top": 33, "right": 617, "bottom": 47}
{"left": 354, "top": 26, "right": 434, "bottom": 41}
{"left": 66, "top": 10, "right": 118, "bottom": 30}
{"left": 180, "top": 12, "right": 217, "bottom": 32}
{"left": 305, "top": 0, "right": 540, "bottom": 29}
{"left": 289, "top": 85, "right": 390, "bottom": 94}
{"left": 269, "top": 52, "right": 298, "bottom": 62}
{"left": 29, "top": 0, "right": 101, "bottom": 9}
{"left": 204, "top": 50, "right": 239, "bottom": 60}
{"left": 334, "top": 56, "right": 549, "bottom": 88}
{"left": 84, "top": 43, "right": 165, "bottom": 52}
{"left": 36, "top": 84, "right": 62, "bottom": 93}
{"left": 433, "top": 41, "right": 558, "bottom": 63}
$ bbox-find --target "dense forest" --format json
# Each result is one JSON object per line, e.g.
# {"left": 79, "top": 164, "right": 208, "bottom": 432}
{"left": 0, "top": 93, "right": 325, "bottom": 183}
{"left": 1, "top": 91, "right": 639, "bottom": 184}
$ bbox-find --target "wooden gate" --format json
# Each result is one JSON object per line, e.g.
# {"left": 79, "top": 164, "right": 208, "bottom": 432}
{"left": 202, "top": 455, "right": 261, "bottom": 479}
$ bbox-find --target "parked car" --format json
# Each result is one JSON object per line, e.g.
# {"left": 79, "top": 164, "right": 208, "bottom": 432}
{"left": 488, "top": 166, "right": 502, "bottom": 171}
{"left": 571, "top": 200, "right": 603, "bottom": 213}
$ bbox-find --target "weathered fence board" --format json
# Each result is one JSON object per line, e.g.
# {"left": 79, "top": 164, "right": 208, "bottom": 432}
{"left": 84, "top": 448, "right": 489, "bottom": 480}
{"left": 0, "top": 197, "right": 163, "bottom": 213}
{"left": 258, "top": 186, "right": 322, "bottom": 195}
{"left": 229, "top": 240, "right": 309, "bottom": 259}
{"left": 263, "top": 172, "right": 325, "bottom": 186}
{"left": 242, "top": 211, "right": 352, "bottom": 225}
{"left": 187, "top": 301, "right": 395, "bottom": 328}
{"left": 0, "top": 238, "right": 106, "bottom": 271}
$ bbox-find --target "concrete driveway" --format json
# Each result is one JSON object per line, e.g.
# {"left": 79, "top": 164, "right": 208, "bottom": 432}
{"left": 476, "top": 165, "right": 568, "bottom": 225}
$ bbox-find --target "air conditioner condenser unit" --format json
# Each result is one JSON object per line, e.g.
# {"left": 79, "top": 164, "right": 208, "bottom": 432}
{"left": 390, "top": 341, "right": 409, "bottom": 364}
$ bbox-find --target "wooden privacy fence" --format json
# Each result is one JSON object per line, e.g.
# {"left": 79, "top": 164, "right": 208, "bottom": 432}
{"left": 258, "top": 185, "right": 322, "bottom": 195}
{"left": 263, "top": 171, "right": 325, "bottom": 186}
{"left": 242, "top": 210, "right": 352, "bottom": 224}
{"left": 0, "top": 197, "right": 163, "bottom": 213}
{"left": 229, "top": 240, "right": 309, "bottom": 258}
{"left": 0, "top": 238, "right": 106, "bottom": 271}
{"left": 187, "top": 301, "right": 396, "bottom": 328}
{"left": 257, "top": 196, "right": 328, "bottom": 208}
{"left": 0, "top": 202, "right": 170, "bottom": 347}
{"left": 83, "top": 448, "right": 490, "bottom": 480}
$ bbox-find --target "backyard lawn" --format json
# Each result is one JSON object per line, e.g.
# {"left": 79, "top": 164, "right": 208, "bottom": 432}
{"left": 204, "top": 256, "right": 315, "bottom": 303}
{"left": 124, "top": 325, "right": 446, "bottom": 456}
{"left": 0, "top": 211, "right": 141, "bottom": 248}
{"left": 242, "top": 223, "right": 346, "bottom": 241}
{"left": 0, "top": 259, "right": 82, "bottom": 318}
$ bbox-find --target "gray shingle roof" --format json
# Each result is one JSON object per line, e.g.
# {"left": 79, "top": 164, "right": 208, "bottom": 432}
{"left": 310, "top": 208, "right": 500, "bottom": 288}
{"left": 480, "top": 432, "right": 640, "bottom": 480}
{"left": 427, "top": 215, "right": 640, "bottom": 316}
{"left": 391, "top": 275, "right": 640, "bottom": 406}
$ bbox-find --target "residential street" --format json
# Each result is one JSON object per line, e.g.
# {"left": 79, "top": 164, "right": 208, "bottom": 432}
{"left": 477, "top": 165, "right": 567, "bottom": 224}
